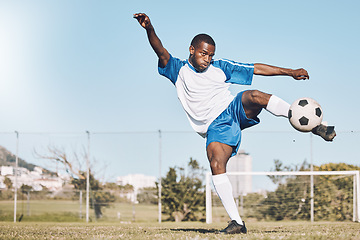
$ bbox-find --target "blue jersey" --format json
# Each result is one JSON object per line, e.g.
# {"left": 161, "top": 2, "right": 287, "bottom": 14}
{"left": 158, "top": 54, "right": 254, "bottom": 136}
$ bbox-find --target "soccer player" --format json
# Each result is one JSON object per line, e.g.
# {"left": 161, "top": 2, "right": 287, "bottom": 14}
{"left": 134, "top": 13, "right": 336, "bottom": 234}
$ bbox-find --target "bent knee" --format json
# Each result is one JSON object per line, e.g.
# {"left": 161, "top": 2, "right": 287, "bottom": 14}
{"left": 243, "top": 90, "right": 270, "bottom": 107}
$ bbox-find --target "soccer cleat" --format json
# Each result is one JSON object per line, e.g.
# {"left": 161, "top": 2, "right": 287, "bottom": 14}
{"left": 312, "top": 124, "right": 336, "bottom": 141}
{"left": 219, "top": 220, "right": 247, "bottom": 234}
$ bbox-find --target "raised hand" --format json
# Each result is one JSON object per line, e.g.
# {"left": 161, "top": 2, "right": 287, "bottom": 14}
{"left": 291, "top": 68, "right": 309, "bottom": 80}
{"left": 133, "top": 13, "right": 153, "bottom": 30}
{"left": 133, "top": 12, "right": 170, "bottom": 67}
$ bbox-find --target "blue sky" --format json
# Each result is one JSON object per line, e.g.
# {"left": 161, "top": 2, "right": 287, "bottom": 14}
{"left": 0, "top": 1, "right": 359, "bottom": 183}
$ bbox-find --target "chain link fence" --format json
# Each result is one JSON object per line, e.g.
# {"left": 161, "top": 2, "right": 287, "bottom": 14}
{"left": 0, "top": 130, "right": 358, "bottom": 222}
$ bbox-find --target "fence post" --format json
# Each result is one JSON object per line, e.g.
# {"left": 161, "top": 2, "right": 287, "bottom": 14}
{"left": 206, "top": 172, "right": 212, "bottom": 224}
{"left": 310, "top": 134, "right": 314, "bottom": 223}
{"left": 79, "top": 190, "right": 82, "bottom": 219}
{"left": 86, "top": 131, "right": 90, "bottom": 223}
{"left": 13, "top": 131, "right": 19, "bottom": 223}
{"left": 158, "top": 130, "right": 162, "bottom": 223}
{"left": 356, "top": 171, "right": 360, "bottom": 222}
{"left": 27, "top": 190, "right": 30, "bottom": 216}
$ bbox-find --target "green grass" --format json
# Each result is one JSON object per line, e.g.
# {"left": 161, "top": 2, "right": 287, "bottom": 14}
{"left": 1, "top": 201, "right": 359, "bottom": 239}
{"left": 0, "top": 200, "right": 159, "bottom": 222}
{"left": 0, "top": 221, "right": 359, "bottom": 239}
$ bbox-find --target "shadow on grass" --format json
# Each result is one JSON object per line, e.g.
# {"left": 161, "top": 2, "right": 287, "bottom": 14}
{"left": 170, "top": 228, "right": 219, "bottom": 234}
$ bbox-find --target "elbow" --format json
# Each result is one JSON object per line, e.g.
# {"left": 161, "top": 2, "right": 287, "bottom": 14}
{"left": 253, "top": 63, "right": 262, "bottom": 75}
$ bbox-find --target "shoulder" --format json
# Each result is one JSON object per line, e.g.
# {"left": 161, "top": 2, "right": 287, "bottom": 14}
{"left": 158, "top": 53, "right": 187, "bottom": 84}
{"left": 211, "top": 59, "right": 254, "bottom": 84}
{"left": 163, "top": 54, "right": 186, "bottom": 69}
{"left": 212, "top": 58, "right": 254, "bottom": 69}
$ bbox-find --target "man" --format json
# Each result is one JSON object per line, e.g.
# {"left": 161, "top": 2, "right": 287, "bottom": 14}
{"left": 134, "top": 13, "right": 335, "bottom": 234}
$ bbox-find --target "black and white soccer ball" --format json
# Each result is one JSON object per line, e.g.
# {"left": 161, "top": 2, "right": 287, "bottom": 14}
{"left": 288, "top": 97, "right": 323, "bottom": 132}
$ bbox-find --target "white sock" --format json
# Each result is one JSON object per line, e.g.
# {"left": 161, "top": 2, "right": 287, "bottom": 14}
{"left": 266, "top": 95, "right": 290, "bottom": 118}
{"left": 212, "top": 173, "right": 242, "bottom": 225}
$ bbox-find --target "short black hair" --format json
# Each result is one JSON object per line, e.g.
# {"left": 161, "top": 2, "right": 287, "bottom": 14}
{"left": 190, "top": 33, "right": 215, "bottom": 48}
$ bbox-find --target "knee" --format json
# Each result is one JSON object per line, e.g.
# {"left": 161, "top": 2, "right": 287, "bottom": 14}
{"left": 244, "top": 90, "right": 271, "bottom": 107}
{"left": 247, "top": 90, "right": 266, "bottom": 105}
{"left": 209, "top": 157, "right": 227, "bottom": 175}
{"left": 206, "top": 142, "right": 232, "bottom": 175}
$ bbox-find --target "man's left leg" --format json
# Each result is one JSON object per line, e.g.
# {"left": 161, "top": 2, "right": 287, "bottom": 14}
{"left": 207, "top": 142, "right": 247, "bottom": 234}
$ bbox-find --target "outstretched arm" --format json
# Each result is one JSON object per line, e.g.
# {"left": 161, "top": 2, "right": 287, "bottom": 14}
{"left": 254, "top": 63, "right": 309, "bottom": 80}
{"left": 133, "top": 13, "right": 170, "bottom": 67}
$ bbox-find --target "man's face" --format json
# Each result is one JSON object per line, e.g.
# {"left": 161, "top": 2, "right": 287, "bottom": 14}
{"left": 188, "top": 41, "right": 215, "bottom": 72}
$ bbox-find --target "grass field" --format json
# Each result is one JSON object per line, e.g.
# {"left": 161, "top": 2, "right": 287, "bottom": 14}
{"left": 1, "top": 200, "right": 360, "bottom": 239}
{"left": 0, "top": 200, "right": 159, "bottom": 222}
{"left": 0, "top": 221, "right": 359, "bottom": 239}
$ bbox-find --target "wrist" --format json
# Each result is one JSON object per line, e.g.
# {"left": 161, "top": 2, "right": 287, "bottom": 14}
{"left": 279, "top": 68, "right": 292, "bottom": 76}
{"left": 145, "top": 25, "right": 154, "bottom": 32}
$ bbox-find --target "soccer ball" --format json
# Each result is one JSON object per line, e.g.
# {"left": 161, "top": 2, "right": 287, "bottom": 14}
{"left": 288, "top": 97, "right": 323, "bottom": 132}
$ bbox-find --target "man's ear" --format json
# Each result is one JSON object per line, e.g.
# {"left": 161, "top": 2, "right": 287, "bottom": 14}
{"left": 189, "top": 45, "right": 195, "bottom": 55}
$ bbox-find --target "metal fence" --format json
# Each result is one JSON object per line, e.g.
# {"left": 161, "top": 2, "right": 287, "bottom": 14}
{"left": 0, "top": 188, "right": 158, "bottom": 223}
{"left": 0, "top": 130, "right": 359, "bottom": 222}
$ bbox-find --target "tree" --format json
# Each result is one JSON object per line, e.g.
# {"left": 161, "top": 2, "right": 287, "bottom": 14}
{"left": 34, "top": 146, "right": 86, "bottom": 180}
{"left": 72, "top": 171, "right": 115, "bottom": 219}
{"left": 241, "top": 192, "right": 266, "bottom": 220}
{"left": 259, "top": 176, "right": 310, "bottom": 220}
{"left": 35, "top": 145, "right": 115, "bottom": 219}
{"left": 118, "top": 184, "right": 134, "bottom": 192}
{"left": 20, "top": 184, "right": 32, "bottom": 193}
{"left": 0, "top": 176, "right": 14, "bottom": 200}
{"left": 103, "top": 182, "right": 118, "bottom": 190}
{"left": 259, "top": 160, "right": 311, "bottom": 220}
{"left": 137, "top": 187, "right": 157, "bottom": 205}
{"left": 161, "top": 158, "right": 205, "bottom": 222}
{"left": 257, "top": 160, "right": 359, "bottom": 221}
{"left": 313, "top": 163, "right": 359, "bottom": 221}
{"left": 4, "top": 176, "right": 12, "bottom": 190}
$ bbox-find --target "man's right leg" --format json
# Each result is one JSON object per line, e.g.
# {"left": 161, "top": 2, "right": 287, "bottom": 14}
{"left": 241, "top": 90, "right": 336, "bottom": 141}
{"left": 207, "top": 142, "right": 244, "bottom": 227}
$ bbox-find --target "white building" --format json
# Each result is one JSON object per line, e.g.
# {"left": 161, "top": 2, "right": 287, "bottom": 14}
{"left": 0, "top": 166, "right": 14, "bottom": 176}
{"left": 32, "top": 178, "right": 63, "bottom": 191}
{"left": 116, "top": 174, "right": 156, "bottom": 202}
{"left": 117, "top": 174, "right": 156, "bottom": 190}
{"left": 0, "top": 165, "right": 65, "bottom": 192}
{"left": 227, "top": 150, "right": 252, "bottom": 197}
{"left": 33, "top": 167, "right": 43, "bottom": 175}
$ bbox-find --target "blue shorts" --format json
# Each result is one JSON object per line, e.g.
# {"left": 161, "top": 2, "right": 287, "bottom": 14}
{"left": 206, "top": 91, "right": 260, "bottom": 157}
